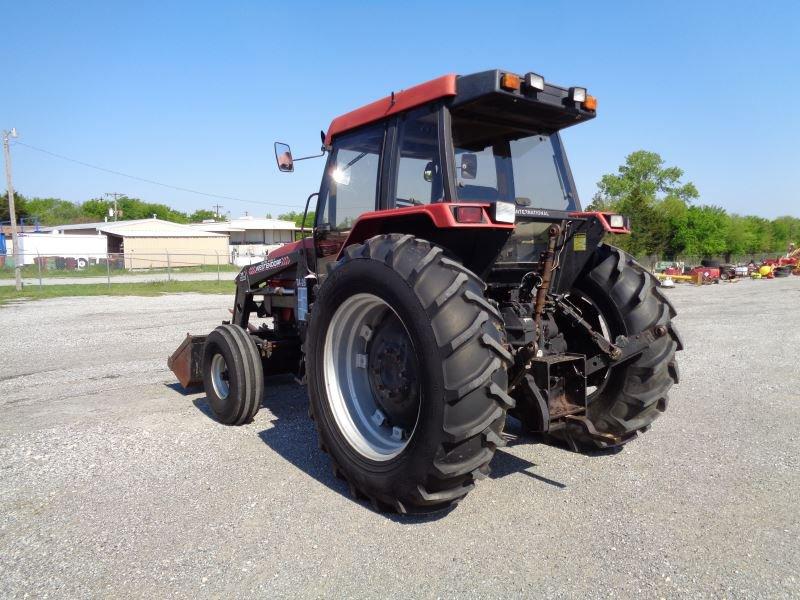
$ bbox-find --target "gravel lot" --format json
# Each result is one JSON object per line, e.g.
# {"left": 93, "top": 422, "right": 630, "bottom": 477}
{"left": 1, "top": 278, "right": 798, "bottom": 599}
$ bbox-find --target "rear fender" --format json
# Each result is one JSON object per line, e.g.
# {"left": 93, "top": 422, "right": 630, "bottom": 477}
{"left": 339, "top": 203, "right": 514, "bottom": 277}
{"left": 569, "top": 211, "right": 631, "bottom": 234}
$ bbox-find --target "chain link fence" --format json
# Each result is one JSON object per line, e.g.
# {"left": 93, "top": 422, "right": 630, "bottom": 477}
{"left": 0, "top": 251, "right": 242, "bottom": 288}
{"left": 2, "top": 249, "right": 791, "bottom": 288}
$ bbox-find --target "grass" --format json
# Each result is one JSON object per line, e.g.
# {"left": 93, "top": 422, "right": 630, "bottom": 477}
{"left": 0, "top": 263, "right": 241, "bottom": 279}
{"left": 0, "top": 279, "right": 234, "bottom": 305}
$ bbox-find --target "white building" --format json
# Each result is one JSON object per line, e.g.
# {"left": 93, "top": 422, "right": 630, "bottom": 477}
{"left": 16, "top": 232, "right": 107, "bottom": 266}
{"left": 190, "top": 216, "right": 298, "bottom": 265}
{"left": 43, "top": 218, "right": 229, "bottom": 268}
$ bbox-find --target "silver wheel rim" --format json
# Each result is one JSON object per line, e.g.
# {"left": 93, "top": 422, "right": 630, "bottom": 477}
{"left": 210, "top": 353, "right": 230, "bottom": 400}
{"left": 565, "top": 291, "right": 613, "bottom": 399}
{"left": 323, "top": 293, "right": 421, "bottom": 462}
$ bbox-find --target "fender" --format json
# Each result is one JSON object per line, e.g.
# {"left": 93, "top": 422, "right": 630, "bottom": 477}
{"left": 569, "top": 211, "right": 631, "bottom": 234}
{"left": 338, "top": 203, "right": 515, "bottom": 259}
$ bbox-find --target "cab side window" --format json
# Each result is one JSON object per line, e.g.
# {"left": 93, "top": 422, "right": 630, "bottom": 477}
{"left": 319, "top": 123, "right": 385, "bottom": 231}
{"left": 393, "top": 107, "right": 442, "bottom": 206}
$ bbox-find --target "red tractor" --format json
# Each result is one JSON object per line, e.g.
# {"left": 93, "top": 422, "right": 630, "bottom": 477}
{"left": 170, "top": 70, "right": 681, "bottom": 513}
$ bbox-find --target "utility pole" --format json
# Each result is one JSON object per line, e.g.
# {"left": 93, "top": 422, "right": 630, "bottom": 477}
{"left": 104, "top": 192, "right": 125, "bottom": 221}
{"left": 212, "top": 203, "right": 224, "bottom": 219}
{"left": 3, "top": 128, "right": 22, "bottom": 292}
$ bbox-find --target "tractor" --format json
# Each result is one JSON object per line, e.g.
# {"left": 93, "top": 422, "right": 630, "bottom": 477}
{"left": 169, "top": 69, "right": 682, "bottom": 513}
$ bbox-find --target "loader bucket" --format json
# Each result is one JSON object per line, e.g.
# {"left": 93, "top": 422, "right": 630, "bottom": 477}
{"left": 168, "top": 334, "right": 207, "bottom": 389}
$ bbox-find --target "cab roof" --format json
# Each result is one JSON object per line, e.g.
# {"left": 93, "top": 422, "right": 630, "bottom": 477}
{"left": 324, "top": 70, "right": 596, "bottom": 145}
{"left": 324, "top": 75, "right": 456, "bottom": 146}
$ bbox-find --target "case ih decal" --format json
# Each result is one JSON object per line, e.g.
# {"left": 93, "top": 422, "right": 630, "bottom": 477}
{"left": 247, "top": 256, "right": 291, "bottom": 277}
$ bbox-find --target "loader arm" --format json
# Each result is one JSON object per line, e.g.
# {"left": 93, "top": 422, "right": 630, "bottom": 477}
{"left": 230, "top": 238, "right": 312, "bottom": 330}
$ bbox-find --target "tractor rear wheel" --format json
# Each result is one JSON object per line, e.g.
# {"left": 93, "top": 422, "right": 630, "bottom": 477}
{"left": 306, "top": 234, "right": 513, "bottom": 514}
{"left": 554, "top": 244, "right": 681, "bottom": 450}
{"left": 201, "top": 324, "right": 263, "bottom": 425}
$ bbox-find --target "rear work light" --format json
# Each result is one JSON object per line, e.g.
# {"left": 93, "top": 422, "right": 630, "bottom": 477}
{"left": 569, "top": 87, "right": 587, "bottom": 103}
{"left": 609, "top": 214, "right": 625, "bottom": 229}
{"left": 454, "top": 206, "right": 485, "bottom": 223}
{"left": 493, "top": 201, "right": 516, "bottom": 224}
{"left": 524, "top": 72, "right": 545, "bottom": 92}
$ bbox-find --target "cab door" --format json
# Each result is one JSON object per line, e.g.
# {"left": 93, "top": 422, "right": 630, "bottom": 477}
{"left": 313, "top": 122, "right": 387, "bottom": 278}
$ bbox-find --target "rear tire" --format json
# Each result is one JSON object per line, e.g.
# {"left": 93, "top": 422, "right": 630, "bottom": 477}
{"left": 556, "top": 244, "right": 682, "bottom": 450}
{"left": 306, "top": 234, "right": 513, "bottom": 513}
{"left": 202, "top": 324, "right": 263, "bottom": 425}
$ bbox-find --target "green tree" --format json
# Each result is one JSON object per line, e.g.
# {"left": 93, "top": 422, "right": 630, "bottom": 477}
{"left": 24, "top": 197, "right": 84, "bottom": 225}
{"left": 681, "top": 205, "right": 729, "bottom": 257}
{"left": 1, "top": 191, "right": 29, "bottom": 223}
{"left": 725, "top": 214, "right": 754, "bottom": 258}
{"left": 771, "top": 216, "right": 800, "bottom": 253}
{"left": 589, "top": 151, "right": 699, "bottom": 256}
{"left": 81, "top": 196, "right": 188, "bottom": 223}
{"left": 278, "top": 210, "right": 316, "bottom": 230}
{"left": 188, "top": 209, "right": 217, "bottom": 222}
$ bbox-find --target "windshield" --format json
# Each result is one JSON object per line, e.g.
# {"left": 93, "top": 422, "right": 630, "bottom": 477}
{"left": 450, "top": 115, "right": 577, "bottom": 210}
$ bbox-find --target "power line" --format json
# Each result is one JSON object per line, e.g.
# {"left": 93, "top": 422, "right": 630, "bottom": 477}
{"left": 12, "top": 140, "right": 304, "bottom": 209}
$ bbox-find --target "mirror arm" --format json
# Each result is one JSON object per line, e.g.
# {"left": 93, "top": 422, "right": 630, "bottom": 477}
{"left": 293, "top": 146, "right": 328, "bottom": 162}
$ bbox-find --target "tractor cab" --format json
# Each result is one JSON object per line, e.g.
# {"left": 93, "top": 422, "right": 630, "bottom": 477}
{"left": 276, "top": 69, "right": 603, "bottom": 278}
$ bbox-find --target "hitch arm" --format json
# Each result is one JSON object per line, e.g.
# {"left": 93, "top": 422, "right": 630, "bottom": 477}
{"left": 555, "top": 295, "right": 671, "bottom": 376}
{"left": 584, "top": 323, "right": 671, "bottom": 376}
{"left": 554, "top": 297, "right": 621, "bottom": 358}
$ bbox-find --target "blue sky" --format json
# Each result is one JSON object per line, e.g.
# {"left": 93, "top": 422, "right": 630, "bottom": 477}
{"left": 3, "top": 0, "right": 798, "bottom": 218}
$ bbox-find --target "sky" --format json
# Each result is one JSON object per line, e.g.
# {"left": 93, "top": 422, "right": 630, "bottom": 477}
{"left": 3, "top": 0, "right": 799, "bottom": 219}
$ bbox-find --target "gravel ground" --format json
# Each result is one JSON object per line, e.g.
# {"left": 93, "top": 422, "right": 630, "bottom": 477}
{"left": 1, "top": 278, "right": 798, "bottom": 599}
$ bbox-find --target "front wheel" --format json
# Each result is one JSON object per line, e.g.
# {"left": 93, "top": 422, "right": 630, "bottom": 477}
{"left": 306, "top": 235, "right": 513, "bottom": 513}
{"left": 201, "top": 324, "right": 264, "bottom": 425}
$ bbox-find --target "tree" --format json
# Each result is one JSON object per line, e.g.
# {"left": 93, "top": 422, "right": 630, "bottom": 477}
{"left": 771, "top": 216, "right": 800, "bottom": 253}
{"left": 681, "top": 205, "right": 729, "bottom": 257}
{"left": 24, "top": 197, "right": 84, "bottom": 226}
{"left": 278, "top": 210, "right": 315, "bottom": 230}
{"left": 188, "top": 209, "right": 217, "bottom": 222}
{"left": 590, "top": 151, "right": 699, "bottom": 257}
{"left": 81, "top": 195, "right": 189, "bottom": 223}
{"left": 1, "top": 191, "right": 29, "bottom": 223}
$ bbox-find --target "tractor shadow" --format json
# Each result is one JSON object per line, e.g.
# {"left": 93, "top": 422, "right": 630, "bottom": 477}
{"left": 166, "top": 381, "right": 201, "bottom": 396}
{"left": 191, "top": 379, "right": 612, "bottom": 518}
{"left": 247, "top": 376, "right": 454, "bottom": 522}
{"left": 489, "top": 418, "right": 568, "bottom": 490}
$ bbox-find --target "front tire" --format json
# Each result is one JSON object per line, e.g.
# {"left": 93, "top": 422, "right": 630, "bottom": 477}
{"left": 306, "top": 235, "right": 513, "bottom": 513}
{"left": 202, "top": 324, "right": 263, "bottom": 425}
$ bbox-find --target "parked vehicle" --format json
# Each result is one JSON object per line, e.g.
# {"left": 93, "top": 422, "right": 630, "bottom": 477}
{"left": 169, "top": 69, "right": 682, "bottom": 513}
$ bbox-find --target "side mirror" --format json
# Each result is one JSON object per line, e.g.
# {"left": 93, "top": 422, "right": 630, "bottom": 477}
{"left": 274, "top": 142, "right": 294, "bottom": 172}
{"left": 460, "top": 153, "right": 477, "bottom": 180}
{"left": 423, "top": 161, "right": 435, "bottom": 183}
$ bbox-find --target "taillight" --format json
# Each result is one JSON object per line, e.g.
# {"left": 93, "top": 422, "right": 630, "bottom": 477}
{"left": 454, "top": 206, "right": 484, "bottom": 223}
